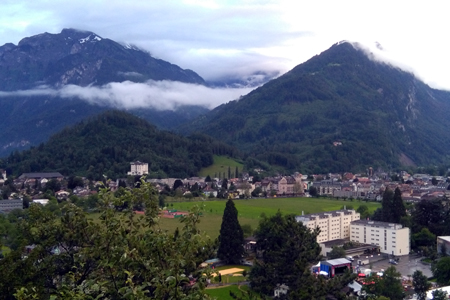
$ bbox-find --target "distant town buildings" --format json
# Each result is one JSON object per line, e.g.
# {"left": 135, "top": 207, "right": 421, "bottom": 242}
{"left": 350, "top": 220, "right": 410, "bottom": 256}
{"left": 127, "top": 161, "right": 148, "bottom": 176}
{"left": 0, "top": 199, "right": 23, "bottom": 213}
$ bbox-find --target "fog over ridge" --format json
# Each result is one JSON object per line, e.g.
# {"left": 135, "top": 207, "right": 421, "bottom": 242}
{"left": 0, "top": 80, "right": 256, "bottom": 111}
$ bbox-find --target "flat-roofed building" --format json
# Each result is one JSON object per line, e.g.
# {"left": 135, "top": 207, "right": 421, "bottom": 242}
{"left": 350, "top": 220, "right": 409, "bottom": 256}
{"left": 127, "top": 161, "right": 148, "bottom": 176}
{"left": 437, "top": 236, "right": 450, "bottom": 256}
{"left": 296, "top": 209, "right": 360, "bottom": 243}
{"left": 0, "top": 199, "right": 23, "bottom": 213}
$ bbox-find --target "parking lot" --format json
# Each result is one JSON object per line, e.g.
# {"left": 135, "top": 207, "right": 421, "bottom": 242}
{"left": 353, "top": 253, "right": 433, "bottom": 278}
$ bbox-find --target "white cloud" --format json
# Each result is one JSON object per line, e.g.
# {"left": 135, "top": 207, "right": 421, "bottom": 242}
{"left": 1, "top": 0, "right": 450, "bottom": 89}
{"left": 0, "top": 81, "right": 255, "bottom": 110}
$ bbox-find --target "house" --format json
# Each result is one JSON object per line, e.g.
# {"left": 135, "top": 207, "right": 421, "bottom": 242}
{"left": 274, "top": 284, "right": 289, "bottom": 298}
{"left": 277, "top": 175, "right": 303, "bottom": 195}
{"left": 19, "top": 172, "right": 64, "bottom": 181}
{"left": 127, "top": 161, "right": 148, "bottom": 176}
{"left": 32, "top": 199, "right": 49, "bottom": 206}
{"left": 56, "top": 190, "right": 70, "bottom": 201}
{"left": 0, "top": 199, "right": 23, "bottom": 213}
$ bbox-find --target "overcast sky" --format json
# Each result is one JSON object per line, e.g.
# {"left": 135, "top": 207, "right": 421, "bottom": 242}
{"left": 1, "top": 0, "right": 449, "bottom": 109}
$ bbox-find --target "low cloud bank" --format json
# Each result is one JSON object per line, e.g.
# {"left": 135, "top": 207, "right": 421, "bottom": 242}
{"left": 0, "top": 80, "right": 255, "bottom": 110}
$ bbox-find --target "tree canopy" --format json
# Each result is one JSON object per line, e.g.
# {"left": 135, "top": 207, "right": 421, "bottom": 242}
{"left": 0, "top": 180, "right": 215, "bottom": 299}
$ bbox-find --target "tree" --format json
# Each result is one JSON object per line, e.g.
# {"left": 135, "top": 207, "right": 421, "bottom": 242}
{"left": 413, "top": 270, "right": 431, "bottom": 300}
{"left": 432, "top": 257, "right": 450, "bottom": 285}
{"left": 249, "top": 212, "right": 322, "bottom": 297}
{"left": 308, "top": 186, "right": 318, "bottom": 197}
{"left": 381, "top": 188, "right": 394, "bottom": 222}
{"left": 432, "top": 289, "right": 448, "bottom": 300}
{"left": 217, "top": 199, "right": 244, "bottom": 264}
{"left": 235, "top": 166, "right": 239, "bottom": 179}
{"left": 357, "top": 204, "right": 370, "bottom": 219}
{"left": 293, "top": 181, "right": 303, "bottom": 196}
{"left": 328, "top": 246, "right": 346, "bottom": 259}
{"left": 67, "top": 176, "right": 84, "bottom": 189}
{"left": 413, "top": 228, "right": 436, "bottom": 249}
{"left": 392, "top": 187, "right": 406, "bottom": 223}
{"left": 222, "top": 178, "right": 228, "bottom": 190}
{"left": 228, "top": 166, "right": 231, "bottom": 179}
{"left": 205, "top": 175, "right": 212, "bottom": 182}
{"left": 173, "top": 179, "right": 183, "bottom": 191}
{"left": 432, "top": 177, "right": 438, "bottom": 186}
{"left": 362, "top": 266, "right": 404, "bottom": 300}
{"left": 0, "top": 180, "right": 215, "bottom": 299}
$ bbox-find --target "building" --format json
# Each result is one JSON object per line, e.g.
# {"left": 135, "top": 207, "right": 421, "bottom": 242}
{"left": 350, "top": 220, "right": 410, "bottom": 256}
{"left": 437, "top": 236, "right": 450, "bottom": 256}
{"left": 18, "top": 172, "right": 64, "bottom": 180}
{"left": 296, "top": 209, "right": 360, "bottom": 243}
{"left": 319, "top": 258, "right": 352, "bottom": 278}
{"left": 127, "top": 161, "right": 148, "bottom": 176}
{"left": 0, "top": 199, "right": 23, "bottom": 213}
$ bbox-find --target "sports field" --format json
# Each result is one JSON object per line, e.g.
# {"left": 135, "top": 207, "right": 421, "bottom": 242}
{"left": 160, "top": 197, "right": 380, "bottom": 239}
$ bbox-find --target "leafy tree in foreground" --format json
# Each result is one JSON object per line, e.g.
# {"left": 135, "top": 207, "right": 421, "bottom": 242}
{"left": 413, "top": 270, "right": 431, "bottom": 300}
{"left": 217, "top": 199, "right": 244, "bottom": 264}
{"left": 0, "top": 180, "right": 215, "bottom": 299}
{"left": 250, "top": 212, "right": 320, "bottom": 297}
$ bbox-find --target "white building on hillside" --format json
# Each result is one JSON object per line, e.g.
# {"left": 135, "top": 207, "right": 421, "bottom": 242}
{"left": 350, "top": 220, "right": 410, "bottom": 256}
{"left": 127, "top": 161, "right": 148, "bottom": 176}
{"left": 296, "top": 209, "right": 360, "bottom": 243}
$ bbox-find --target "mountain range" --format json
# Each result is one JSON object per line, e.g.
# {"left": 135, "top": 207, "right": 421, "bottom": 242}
{"left": 3, "top": 29, "right": 450, "bottom": 174}
{"left": 184, "top": 42, "right": 450, "bottom": 173}
{"left": 0, "top": 29, "right": 214, "bottom": 156}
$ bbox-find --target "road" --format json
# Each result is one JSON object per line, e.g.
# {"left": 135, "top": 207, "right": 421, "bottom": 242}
{"left": 353, "top": 253, "right": 432, "bottom": 278}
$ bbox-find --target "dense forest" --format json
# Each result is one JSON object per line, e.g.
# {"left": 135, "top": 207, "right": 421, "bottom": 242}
{"left": 184, "top": 42, "right": 450, "bottom": 174}
{"left": 0, "top": 111, "right": 239, "bottom": 180}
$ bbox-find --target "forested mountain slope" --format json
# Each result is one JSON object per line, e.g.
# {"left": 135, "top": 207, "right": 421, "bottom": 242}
{"left": 1, "top": 111, "right": 238, "bottom": 180}
{"left": 184, "top": 42, "right": 450, "bottom": 173}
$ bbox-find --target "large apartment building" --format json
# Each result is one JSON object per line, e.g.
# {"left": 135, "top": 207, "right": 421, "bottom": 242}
{"left": 295, "top": 209, "right": 360, "bottom": 243}
{"left": 127, "top": 161, "right": 149, "bottom": 176}
{"left": 350, "top": 220, "right": 409, "bottom": 256}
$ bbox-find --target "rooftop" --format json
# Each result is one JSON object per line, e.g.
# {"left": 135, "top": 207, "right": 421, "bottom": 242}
{"left": 351, "top": 219, "right": 404, "bottom": 229}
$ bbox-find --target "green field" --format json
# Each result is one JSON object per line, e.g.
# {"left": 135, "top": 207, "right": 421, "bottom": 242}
{"left": 199, "top": 155, "right": 243, "bottom": 178}
{"left": 161, "top": 197, "right": 380, "bottom": 239}
{"left": 88, "top": 197, "right": 380, "bottom": 239}
{"left": 206, "top": 284, "right": 251, "bottom": 300}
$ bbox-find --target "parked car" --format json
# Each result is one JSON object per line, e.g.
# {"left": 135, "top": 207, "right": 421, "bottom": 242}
{"left": 389, "top": 259, "right": 398, "bottom": 265}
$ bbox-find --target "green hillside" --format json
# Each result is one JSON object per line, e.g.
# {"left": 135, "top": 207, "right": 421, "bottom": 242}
{"left": 184, "top": 42, "right": 450, "bottom": 173}
{"left": 1, "top": 111, "right": 239, "bottom": 180}
{"left": 198, "top": 155, "right": 244, "bottom": 178}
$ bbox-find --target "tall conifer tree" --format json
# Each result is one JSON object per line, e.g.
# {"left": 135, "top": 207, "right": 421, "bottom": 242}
{"left": 217, "top": 199, "right": 244, "bottom": 264}
{"left": 392, "top": 187, "right": 406, "bottom": 223}
{"left": 381, "top": 188, "right": 394, "bottom": 222}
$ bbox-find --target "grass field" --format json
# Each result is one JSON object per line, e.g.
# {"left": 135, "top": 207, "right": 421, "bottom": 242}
{"left": 88, "top": 197, "right": 380, "bottom": 239}
{"left": 198, "top": 155, "right": 243, "bottom": 178}
{"left": 158, "top": 197, "right": 379, "bottom": 239}
{"left": 205, "top": 284, "right": 251, "bottom": 300}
